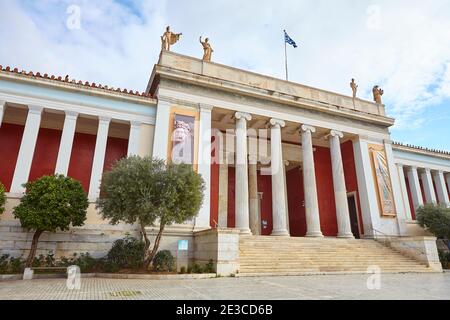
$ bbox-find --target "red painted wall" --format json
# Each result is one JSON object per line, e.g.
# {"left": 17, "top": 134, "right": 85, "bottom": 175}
{"left": 341, "top": 141, "right": 364, "bottom": 235}
{"left": 257, "top": 172, "right": 273, "bottom": 235}
{"left": 419, "top": 178, "right": 426, "bottom": 203}
{"left": 405, "top": 176, "right": 416, "bottom": 220}
{"left": 102, "top": 137, "right": 128, "bottom": 172}
{"left": 314, "top": 146, "right": 338, "bottom": 237}
{"left": 67, "top": 133, "right": 97, "bottom": 192}
{"left": 287, "top": 168, "right": 306, "bottom": 236}
{"left": 227, "top": 167, "right": 236, "bottom": 228}
{"left": 28, "top": 128, "right": 62, "bottom": 182}
{"left": 0, "top": 123, "right": 24, "bottom": 191}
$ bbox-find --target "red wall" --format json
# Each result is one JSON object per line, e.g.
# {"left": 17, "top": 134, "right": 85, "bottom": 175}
{"left": 419, "top": 178, "right": 426, "bottom": 203}
{"left": 227, "top": 167, "right": 236, "bottom": 228}
{"left": 28, "top": 128, "right": 62, "bottom": 182}
{"left": 0, "top": 124, "right": 24, "bottom": 191}
{"left": 314, "top": 146, "right": 338, "bottom": 236}
{"left": 103, "top": 137, "right": 128, "bottom": 172}
{"left": 257, "top": 172, "right": 273, "bottom": 235}
{"left": 287, "top": 168, "right": 306, "bottom": 236}
{"left": 405, "top": 176, "right": 416, "bottom": 220}
{"left": 67, "top": 133, "right": 97, "bottom": 192}
{"left": 341, "top": 141, "right": 364, "bottom": 235}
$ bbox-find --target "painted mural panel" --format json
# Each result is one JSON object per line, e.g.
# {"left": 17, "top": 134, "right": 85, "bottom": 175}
{"left": 171, "top": 114, "right": 195, "bottom": 165}
{"left": 369, "top": 144, "right": 396, "bottom": 217}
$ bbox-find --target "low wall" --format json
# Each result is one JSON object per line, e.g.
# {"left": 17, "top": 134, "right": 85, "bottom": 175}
{"left": 385, "top": 236, "right": 443, "bottom": 272}
{"left": 194, "top": 228, "right": 240, "bottom": 276}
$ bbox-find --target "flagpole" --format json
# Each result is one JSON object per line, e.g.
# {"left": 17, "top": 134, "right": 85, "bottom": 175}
{"left": 284, "top": 30, "right": 288, "bottom": 81}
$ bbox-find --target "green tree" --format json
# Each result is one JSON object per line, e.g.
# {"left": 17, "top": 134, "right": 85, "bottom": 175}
{"left": 416, "top": 204, "right": 450, "bottom": 240}
{"left": 97, "top": 157, "right": 204, "bottom": 269}
{"left": 13, "top": 175, "right": 89, "bottom": 267}
{"left": 0, "top": 182, "right": 6, "bottom": 216}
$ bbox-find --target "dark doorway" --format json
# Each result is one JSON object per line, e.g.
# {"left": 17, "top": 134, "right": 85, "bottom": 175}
{"left": 347, "top": 194, "right": 361, "bottom": 239}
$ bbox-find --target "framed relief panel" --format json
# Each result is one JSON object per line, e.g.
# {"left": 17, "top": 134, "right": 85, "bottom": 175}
{"left": 369, "top": 144, "right": 396, "bottom": 217}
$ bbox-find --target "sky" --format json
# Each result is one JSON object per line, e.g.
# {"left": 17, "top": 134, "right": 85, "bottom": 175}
{"left": 1, "top": 0, "right": 450, "bottom": 150}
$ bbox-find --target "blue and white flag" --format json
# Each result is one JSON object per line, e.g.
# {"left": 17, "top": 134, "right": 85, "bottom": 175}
{"left": 284, "top": 30, "right": 298, "bottom": 48}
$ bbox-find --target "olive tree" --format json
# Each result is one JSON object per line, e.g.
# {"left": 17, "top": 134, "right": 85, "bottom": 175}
{"left": 0, "top": 182, "right": 6, "bottom": 216}
{"left": 417, "top": 204, "right": 450, "bottom": 240}
{"left": 97, "top": 157, "right": 204, "bottom": 269}
{"left": 13, "top": 175, "right": 89, "bottom": 267}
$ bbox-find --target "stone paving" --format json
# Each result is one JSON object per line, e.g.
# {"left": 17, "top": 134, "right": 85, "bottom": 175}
{"left": 0, "top": 273, "right": 449, "bottom": 300}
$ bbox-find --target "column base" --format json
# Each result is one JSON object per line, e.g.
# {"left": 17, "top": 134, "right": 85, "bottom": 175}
{"left": 306, "top": 231, "right": 324, "bottom": 238}
{"left": 239, "top": 228, "right": 253, "bottom": 235}
{"left": 337, "top": 233, "right": 355, "bottom": 239}
{"left": 271, "top": 229, "right": 290, "bottom": 237}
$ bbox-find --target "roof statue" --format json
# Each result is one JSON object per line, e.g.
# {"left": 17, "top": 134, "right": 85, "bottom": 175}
{"left": 199, "top": 36, "right": 214, "bottom": 62}
{"left": 372, "top": 85, "right": 384, "bottom": 104}
{"left": 161, "top": 26, "right": 182, "bottom": 51}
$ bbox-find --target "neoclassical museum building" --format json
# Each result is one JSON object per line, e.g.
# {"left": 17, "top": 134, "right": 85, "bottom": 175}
{"left": 0, "top": 49, "right": 448, "bottom": 275}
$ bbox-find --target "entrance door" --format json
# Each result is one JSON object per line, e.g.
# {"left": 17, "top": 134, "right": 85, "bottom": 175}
{"left": 347, "top": 194, "right": 361, "bottom": 239}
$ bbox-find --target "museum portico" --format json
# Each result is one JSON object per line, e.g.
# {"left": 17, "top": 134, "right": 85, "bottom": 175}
{"left": 0, "top": 49, "right": 447, "bottom": 274}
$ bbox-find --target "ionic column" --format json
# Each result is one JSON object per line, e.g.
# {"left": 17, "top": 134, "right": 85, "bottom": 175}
{"left": 407, "top": 166, "right": 424, "bottom": 209}
{"left": 397, "top": 164, "right": 413, "bottom": 220}
{"left": 249, "top": 154, "right": 260, "bottom": 235}
{"left": 433, "top": 170, "right": 450, "bottom": 207}
{"left": 88, "top": 117, "right": 111, "bottom": 201}
{"left": 446, "top": 174, "right": 450, "bottom": 200}
{"left": 301, "top": 125, "right": 323, "bottom": 237}
{"left": 10, "top": 105, "right": 43, "bottom": 194}
{"left": 217, "top": 150, "right": 229, "bottom": 228}
{"left": 0, "top": 100, "right": 5, "bottom": 128}
{"left": 283, "top": 160, "right": 290, "bottom": 234}
{"left": 235, "top": 112, "right": 252, "bottom": 234}
{"left": 54, "top": 111, "right": 78, "bottom": 175}
{"left": 127, "top": 121, "right": 142, "bottom": 156}
{"left": 152, "top": 99, "right": 171, "bottom": 160}
{"left": 421, "top": 168, "right": 437, "bottom": 204}
{"left": 329, "top": 130, "right": 354, "bottom": 238}
{"left": 270, "top": 119, "right": 289, "bottom": 236}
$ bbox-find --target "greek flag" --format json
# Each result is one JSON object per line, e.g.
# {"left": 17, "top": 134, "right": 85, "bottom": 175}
{"left": 284, "top": 30, "right": 298, "bottom": 48}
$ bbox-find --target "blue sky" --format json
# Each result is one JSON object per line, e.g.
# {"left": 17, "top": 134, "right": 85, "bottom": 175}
{"left": 1, "top": 0, "right": 450, "bottom": 150}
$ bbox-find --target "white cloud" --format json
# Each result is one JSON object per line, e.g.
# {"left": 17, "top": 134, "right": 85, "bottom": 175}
{"left": 1, "top": 0, "right": 450, "bottom": 131}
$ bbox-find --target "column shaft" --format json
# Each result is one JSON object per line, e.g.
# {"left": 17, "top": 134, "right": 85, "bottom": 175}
{"left": 433, "top": 171, "right": 450, "bottom": 207}
{"left": 407, "top": 167, "right": 424, "bottom": 209}
{"left": 421, "top": 169, "right": 437, "bottom": 204}
{"left": 10, "top": 105, "right": 43, "bottom": 193}
{"left": 329, "top": 131, "right": 354, "bottom": 238}
{"left": 218, "top": 151, "right": 229, "bottom": 228}
{"left": 301, "top": 125, "right": 323, "bottom": 237}
{"left": 127, "top": 121, "right": 142, "bottom": 156}
{"left": 235, "top": 112, "right": 252, "bottom": 234}
{"left": 88, "top": 117, "right": 111, "bottom": 200}
{"left": 397, "top": 164, "right": 413, "bottom": 220}
{"left": 0, "top": 101, "right": 5, "bottom": 128}
{"left": 55, "top": 111, "right": 78, "bottom": 175}
{"left": 248, "top": 155, "right": 260, "bottom": 235}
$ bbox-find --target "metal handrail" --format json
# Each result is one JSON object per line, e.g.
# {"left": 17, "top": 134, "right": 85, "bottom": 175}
{"left": 371, "top": 227, "right": 427, "bottom": 258}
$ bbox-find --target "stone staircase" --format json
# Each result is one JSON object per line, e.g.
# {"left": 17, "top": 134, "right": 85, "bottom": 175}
{"left": 237, "top": 236, "right": 433, "bottom": 276}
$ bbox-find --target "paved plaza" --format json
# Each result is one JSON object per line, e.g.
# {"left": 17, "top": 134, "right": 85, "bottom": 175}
{"left": 0, "top": 273, "right": 449, "bottom": 300}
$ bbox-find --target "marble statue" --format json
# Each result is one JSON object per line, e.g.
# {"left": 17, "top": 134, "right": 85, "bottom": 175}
{"left": 199, "top": 36, "right": 214, "bottom": 62}
{"left": 350, "top": 79, "right": 358, "bottom": 99}
{"left": 161, "top": 26, "right": 182, "bottom": 51}
{"left": 372, "top": 85, "right": 384, "bottom": 104}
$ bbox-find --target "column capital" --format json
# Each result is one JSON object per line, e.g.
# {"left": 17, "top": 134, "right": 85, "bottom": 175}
{"left": 409, "top": 166, "right": 418, "bottom": 171}
{"left": 199, "top": 103, "right": 214, "bottom": 112}
{"left": 330, "top": 130, "right": 343, "bottom": 138}
{"left": 98, "top": 116, "right": 112, "bottom": 124}
{"left": 65, "top": 110, "right": 79, "bottom": 119}
{"left": 28, "top": 105, "right": 44, "bottom": 115}
{"left": 424, "top": 168, "right": 431, "bottom": 174}
{"left": 248, "top": 154, "right": 258, "bottom": 164}
{"left": 130, "top": 120, "right": 142, "bottom": 128}
{"left": 300, "top": 124, "right": 316, "bottom": 134}
{"left": 235, "top": 112, "right": 252, "bottom": 122}
{"left": 284, "top": 160, "right": 290, "bottom": 166}
{"left": 0, "top": 100, "right": 5, "bottom": 108}
{"left": 269, "top": 118, "right": 286, "bottom": 128}
{"left": 395, "top": 163, "right": 404, "bottom": 169}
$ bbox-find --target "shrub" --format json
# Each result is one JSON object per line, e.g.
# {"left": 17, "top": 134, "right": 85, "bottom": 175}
{"left": 204, "top": 259, "right": 215, "bottom": 273}
{"left": 438, "top": 250, "right": 450, "bottom": 269}
{"left": 152, "top": 250, "right": 175, "bottom": 272}
{"left": 416, "top": 204, "right": 450, "bottom": 240}
{"left": 179, "top": 266, "right": 187, "bottom": 274}
{"left": 0, "top": 181, "right": 5, "bottom": 216}
{"left": 191, "top": 263, "right": 203, "bottom": 274}
{"left": 106, "top": 237, "right": 145, "bottom": 270}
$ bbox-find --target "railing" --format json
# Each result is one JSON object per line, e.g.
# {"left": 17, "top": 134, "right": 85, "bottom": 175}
{"left": 371, "top": 227, "right": 426, "bottom": 258}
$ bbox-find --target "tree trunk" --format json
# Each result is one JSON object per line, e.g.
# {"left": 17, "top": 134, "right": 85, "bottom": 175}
{"left": 145, "top": 223, "right": 165, "bottom": 270}
{"left": 25, "top": 230, "right": 43, "bottom": 268}
{"left": 139, "top": 221, "right": 151, "bottom": 265}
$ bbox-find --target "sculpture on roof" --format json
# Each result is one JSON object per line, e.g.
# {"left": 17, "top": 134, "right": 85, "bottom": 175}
{"left": 350, "top": 78, "right": 358, "bottom": 99}
{"left": 372, "top": 85, "right": 384, "bottom": 104}
{"left": 161, "top": 26, "right": 182, "bottom": 51}
{"left": 199, "top": 36, "right": 214, "bottom": 62}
